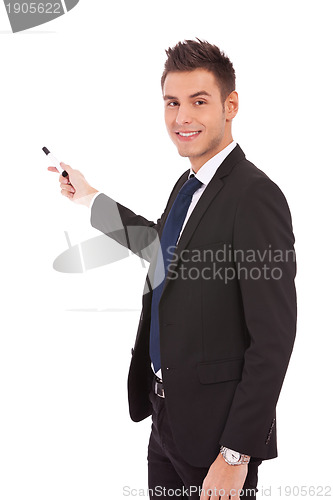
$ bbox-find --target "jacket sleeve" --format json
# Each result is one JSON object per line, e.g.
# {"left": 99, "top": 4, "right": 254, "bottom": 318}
{"left": 90, "top": 193, "right": 162, "bottom": 262}
{"left": 219, "top": 177, "right": 297, "bottom": 459}
{"left": 90, "top": 173, "right": 187, "bottom": 263}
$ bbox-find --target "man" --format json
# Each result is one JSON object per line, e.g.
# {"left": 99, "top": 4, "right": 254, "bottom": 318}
{"left": 49, "top": 39, "right": 297, "bottom": 499}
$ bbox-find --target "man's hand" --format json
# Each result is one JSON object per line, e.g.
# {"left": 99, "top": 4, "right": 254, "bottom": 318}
{"left": 200, "top": 453, "right": 248, "bottom": 500}
{"left": 48, "top": 162, "right": 98, "bottom": 207}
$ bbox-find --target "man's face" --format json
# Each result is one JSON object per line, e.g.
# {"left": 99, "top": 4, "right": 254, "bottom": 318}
{"left": 163, "top": 69, "right": 227, "bottom": 170}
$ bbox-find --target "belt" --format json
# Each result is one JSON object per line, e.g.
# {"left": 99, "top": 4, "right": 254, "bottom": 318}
{"left": 153, "top": 375, "right": 165, "bottom": 398}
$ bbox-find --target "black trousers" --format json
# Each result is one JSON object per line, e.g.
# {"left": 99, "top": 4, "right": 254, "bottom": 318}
{"left": 147, "top": 384, "right": 261, "bottom": 499}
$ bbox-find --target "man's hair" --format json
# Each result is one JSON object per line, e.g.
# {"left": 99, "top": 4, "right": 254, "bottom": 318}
{"left": 161, "top": 39, "right": 236, "bottom": 103}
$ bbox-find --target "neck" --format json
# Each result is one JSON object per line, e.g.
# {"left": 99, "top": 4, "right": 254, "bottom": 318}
{"left": 190, "top": 134, "right": 234, "bottom": 173}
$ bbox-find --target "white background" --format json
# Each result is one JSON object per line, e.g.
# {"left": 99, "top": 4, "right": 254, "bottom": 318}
{"left": 0, "top": 1, "right": 332, "bottom": 499}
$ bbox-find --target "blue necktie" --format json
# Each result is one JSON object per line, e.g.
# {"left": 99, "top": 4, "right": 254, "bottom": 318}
{"left": 149, "top": 175, "right": 203, "bottom": 373}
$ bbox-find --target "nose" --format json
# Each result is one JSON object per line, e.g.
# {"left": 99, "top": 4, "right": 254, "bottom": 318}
{"left": 175, "top": 104, "right": 192, "bottom": 126}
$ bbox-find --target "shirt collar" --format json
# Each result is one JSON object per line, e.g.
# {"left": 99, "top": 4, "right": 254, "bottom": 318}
{"left": 188, "top": 140, "right": 237, "bottom": 186}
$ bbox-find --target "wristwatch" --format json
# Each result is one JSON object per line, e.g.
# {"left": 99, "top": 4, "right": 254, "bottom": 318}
{"left": 220, "top": 446, "right": 250, "bottom": 466}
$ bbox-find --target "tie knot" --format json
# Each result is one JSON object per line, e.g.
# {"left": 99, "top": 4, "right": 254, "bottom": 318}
{"left": 179, "top": 175, "right": 203, "bottom": 197}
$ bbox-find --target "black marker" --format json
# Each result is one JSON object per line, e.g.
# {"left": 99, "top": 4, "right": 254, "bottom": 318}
{"left": 42, "top": 147, "right": 68, "bottom": 177}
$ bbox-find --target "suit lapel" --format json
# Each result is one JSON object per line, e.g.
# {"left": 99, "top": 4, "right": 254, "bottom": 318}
{"left": 160, "top": 144, "right": 246, "bottom": 296}
{"left": 158, "top": 171, "right": 189, "bottom": 235}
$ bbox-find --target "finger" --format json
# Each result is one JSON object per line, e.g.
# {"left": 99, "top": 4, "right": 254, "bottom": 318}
{"left": 48, "top": 166, "right": 58, "bottom": 172}
{"left": 213, "top": 489, "right": 227, "bottom": 500}
{"left": 61, "top": 189, "right": 74, "bottom": 199}
{"left": 59, "top": 175, "right": 70, "bottom": 185}
{"left": 61, "top": 183, "right": 75, "bottom": 193}
{"left": 200, "top": 484, "right": 207, "bottom": 500}
{"left": 200, "top": 486, "right": 212, "bottom": 500}
{"left": 60, "top": 162, "right": 71, "bottom": 172}
{"left": 59, "top": 168, "right": 73, "bottom": 187}
{"left": 211, "top": 489, "right": 222, "bottom": 499}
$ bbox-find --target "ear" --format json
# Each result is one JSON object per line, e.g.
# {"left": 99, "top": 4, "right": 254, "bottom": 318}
{"left": 224, "top": 91, "right": 239, "bottom": 121}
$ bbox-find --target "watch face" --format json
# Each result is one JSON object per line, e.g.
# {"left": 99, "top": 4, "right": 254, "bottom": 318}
{"left": 225, "top": 449, "right": 240, "bottom": 463}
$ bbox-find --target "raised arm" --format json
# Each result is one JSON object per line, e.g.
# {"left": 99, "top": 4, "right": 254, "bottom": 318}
{"left": 48, "top": 162, "right": 186, "bottom": 264}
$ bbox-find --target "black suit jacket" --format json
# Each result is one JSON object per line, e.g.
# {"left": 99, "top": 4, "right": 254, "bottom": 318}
{"left": 91, "top": 145, "right": 297, "bottom": 468}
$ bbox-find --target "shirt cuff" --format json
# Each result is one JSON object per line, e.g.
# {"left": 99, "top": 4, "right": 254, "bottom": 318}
{"left": 89, "top": 191, "right": 102, "bottom": 209}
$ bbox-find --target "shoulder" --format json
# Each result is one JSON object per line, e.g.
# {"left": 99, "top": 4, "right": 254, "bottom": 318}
{"left": 233, "top": 156, "right": 276, "bottom": 189}
{"left": 230, "top": 161, "right": 294, "bottom": 243}
{"left": 230, "top": 156, "right": 290, "bottom": 211}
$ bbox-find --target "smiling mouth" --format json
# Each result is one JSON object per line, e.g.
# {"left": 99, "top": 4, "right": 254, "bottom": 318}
{"left": 176, "top": 131, "right": 201, "bottom": 138}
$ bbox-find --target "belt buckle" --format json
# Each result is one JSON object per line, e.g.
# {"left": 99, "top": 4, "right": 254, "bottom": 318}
{"left": 154, "top": 380, "right": 165, "bottom": 398}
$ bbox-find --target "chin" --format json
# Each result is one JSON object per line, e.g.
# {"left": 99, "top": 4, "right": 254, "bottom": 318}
{"left": 177, "top": 147, "right": 198, "bottom": 158}
{"left": 177, "top": 151, "right": 190, "bottom": 158}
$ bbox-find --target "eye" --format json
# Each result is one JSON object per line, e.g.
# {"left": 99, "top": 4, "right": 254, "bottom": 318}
{"left": 194, "top": 100, "right": 205, "bottom": 106}
{"left": 167, "top": 101, "right": 179, "bottom": 107}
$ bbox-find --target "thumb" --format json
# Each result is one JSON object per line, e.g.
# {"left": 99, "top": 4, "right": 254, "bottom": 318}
{"left": 60, "top": 162, "right": 72, "bottom": 171}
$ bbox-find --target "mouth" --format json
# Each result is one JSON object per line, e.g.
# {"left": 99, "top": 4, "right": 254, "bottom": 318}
{"left": 175, "top": 130, "right": 202, "bottom": 141}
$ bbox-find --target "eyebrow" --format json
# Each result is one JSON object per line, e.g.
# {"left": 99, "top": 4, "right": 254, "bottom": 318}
{"left": 163, "top": 90, "right": 212, "bottom": 101}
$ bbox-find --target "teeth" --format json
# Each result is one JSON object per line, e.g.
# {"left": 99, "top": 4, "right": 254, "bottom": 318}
{"left": 178, "top": 131, "right": 200, "bottom": 137}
